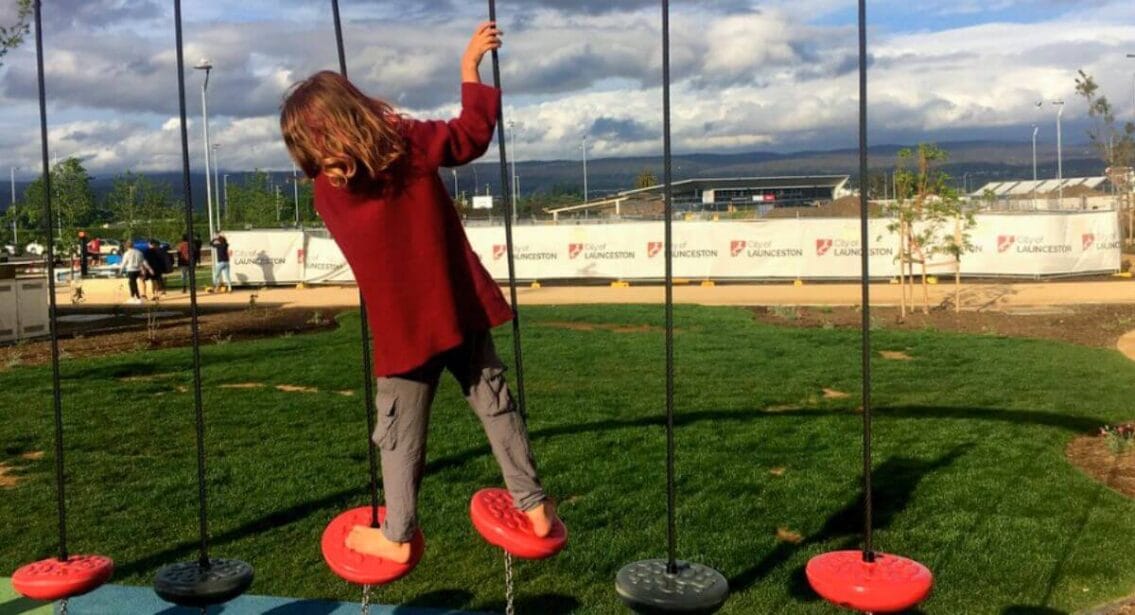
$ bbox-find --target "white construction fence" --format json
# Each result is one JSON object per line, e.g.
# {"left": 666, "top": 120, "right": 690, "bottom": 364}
{"left": 222, "top": 211, "right": 1122, "bottom": 286}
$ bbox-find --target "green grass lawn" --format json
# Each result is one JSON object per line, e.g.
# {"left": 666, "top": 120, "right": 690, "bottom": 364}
{"left": 2, "top": 304, "right": 1134, "bottom": 614}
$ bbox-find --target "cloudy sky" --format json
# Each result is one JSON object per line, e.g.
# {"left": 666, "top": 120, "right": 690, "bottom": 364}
{"left": 0, "top": 0, "right": 1133, "bottom": 181}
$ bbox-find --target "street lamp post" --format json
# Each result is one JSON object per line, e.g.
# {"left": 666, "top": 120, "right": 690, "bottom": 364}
{"left": 1128, "top": 54, "right": 1135, "bottom": 117}
{"left": 212, "top": 142, "right": 222, "bottom": 231}
{"left": 292, "top": 163, "right": 300, "bottom": 226}
{"left": 508, "top": 120, "right": 519, "bottom": 224}
{"left": 581, "top": 135, "right": 589, "bottom": 203}
{"left": 1053, "top": 100, "right": 1065, "bottom": 203}
{"left": 222, "top": 174, "right": 229, "bottom": 220}
{"left": 1032, "top": 125, "right": 1039, "bottom": 208}
{"left": 194, "top": 59, "right": 216, "bottom": 240}
{"left": 9, "top": 167, "right": 16, "bottom": 246}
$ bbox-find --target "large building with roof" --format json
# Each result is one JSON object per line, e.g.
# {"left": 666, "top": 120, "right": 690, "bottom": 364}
{"left": 545, "top": 175, "right": 852, "bottom": 220}
{"left": 970, "top": 176, "right": 1110, "bottom": 199}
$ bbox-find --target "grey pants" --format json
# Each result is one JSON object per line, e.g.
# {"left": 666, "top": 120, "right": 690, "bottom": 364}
{"left": 374, "top": 331, "right": 545, "bottom": 542}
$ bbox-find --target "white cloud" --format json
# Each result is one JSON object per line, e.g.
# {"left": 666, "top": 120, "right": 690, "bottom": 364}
{"left": 0, "top": 0, "right": 1133, "bottom": 176}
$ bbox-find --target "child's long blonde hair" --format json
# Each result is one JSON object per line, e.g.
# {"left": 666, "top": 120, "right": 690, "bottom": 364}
{"left": 280, "top": 71, "right": 406, "bottom": 188}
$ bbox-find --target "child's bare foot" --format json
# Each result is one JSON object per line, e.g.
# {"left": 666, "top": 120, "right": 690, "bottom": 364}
{"left": 525, "top": 499, "right": 558, "bottom": 538}
{"left": 345, "top": 525, "right": 412, "bottom": 564}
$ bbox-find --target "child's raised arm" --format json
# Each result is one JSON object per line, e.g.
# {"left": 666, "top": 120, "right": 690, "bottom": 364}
{"left": 461, "top": 21, "right": 502, "bottom": 84}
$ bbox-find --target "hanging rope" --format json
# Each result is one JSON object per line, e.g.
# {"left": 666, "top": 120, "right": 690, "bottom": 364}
{"left": 660, "top": 0, "right": 679, "bottom": 575}
{"left": 32, "top": 0, "right": 69, "bottom": 564}
{"left": 485, "top": 0, "right": 528, "bottom": 419}
{"left": 856, "top": 0, "right": 876, "bottom": 564}
{"left": 330, "top": 0, "right": 382, "bottom": 527}
{"left": 172, "top": 0, "right": 212, "bottom": 568}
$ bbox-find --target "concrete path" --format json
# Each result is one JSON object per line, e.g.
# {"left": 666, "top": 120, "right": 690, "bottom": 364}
{"left": 65, "top": 278, "right": 1134, "bottom": 311}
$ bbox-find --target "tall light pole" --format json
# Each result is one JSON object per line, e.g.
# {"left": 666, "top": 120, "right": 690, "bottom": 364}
{"left": 194, "top": 59, "right": 216, "bottom": 240}
{"left": 212, "top": 142, "right": 222, "bottom": 231}
{"left": 222, "top": 173, "right": 229, "bottom": 220}
{"left": 581, "top": 134, "right": 589, "bottom": 203}
{"left": 1032, "top": 125, "right": 1039, "bottom": 208}
{"left": 451, "top": 169, "right": 459, "bottom": 201}
{"left": 508, "top": 120, "right": 519, "bottom": 224}
{"left": 1053, "top": 99, "right": 1065, "bottom": 203}
{"left": 9, "top": 167, "right": 16, "bottom": 246}
{"left": 1031, "top": 125, "right": 1039, "bottom": 182}
{"left": 1128, "top": 54, "right": 1135, "bottom": 117}
{"left": 292, "top": 163, "right": 300, "bottom": 226}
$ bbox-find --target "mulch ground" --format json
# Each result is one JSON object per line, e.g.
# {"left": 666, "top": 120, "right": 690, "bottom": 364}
{"left": 0, "top": 302, "right": 342, "bottom": 370}
{"left": 750, "top": 303, "right": 1135, "bottom": 350}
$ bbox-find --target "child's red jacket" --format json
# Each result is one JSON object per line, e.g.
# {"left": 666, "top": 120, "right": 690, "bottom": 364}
{"left": 314, "top": 82, "right": 512, "bottom": 377}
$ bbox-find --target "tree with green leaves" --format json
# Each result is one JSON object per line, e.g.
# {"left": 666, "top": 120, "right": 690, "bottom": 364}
{"left": 21, "top": 157, "right": 97, "bottom": 253}
{"left": 225, "top": 170, "right": 285, "bottom": 229}
{"left": 0, "top": 0, "right": 32, "bottom": 68}
{"left": 634, "top": 168, "right": 659, "bottom": 189}
{"left": 1074, "top": 70, "right": 1135, "bottom": 244}
{"left": 886, "top": 144, "right": 975, "bottom": 316}
{"left": 104, "top": 172, "right": 181, "bottom": 242}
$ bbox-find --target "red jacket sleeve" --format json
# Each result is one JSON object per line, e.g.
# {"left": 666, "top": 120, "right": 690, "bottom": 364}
{"left": 406, "top": 82, "right": 500, "bottom": 170}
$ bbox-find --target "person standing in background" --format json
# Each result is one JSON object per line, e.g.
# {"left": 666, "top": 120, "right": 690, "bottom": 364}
{"left": 209, "top": 233, "right": 233, "bottom": 293}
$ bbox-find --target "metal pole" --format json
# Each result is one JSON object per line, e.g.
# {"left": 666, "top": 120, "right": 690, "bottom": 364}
{"left": 1055, "top": 101, "right": 1064, "bottom": 203}
{"left": 10, "top": 167, "right": 16, "bottom": 246}
{"left": 200, "top": 69, "right": 215, "bottom": 241}
{"left": 222, "top": 174, "right": 228, "bottom": 220}
{"left": 293, "top": 163, "right": 300, "bottom": 226}
{"left": 582, "top": 135, "right": 588, "bottom": 203}
{"left": 452, "top": 169, "right": 459, "bottom": 200}
{"left": 212, "top": 143, "right": 221, "bottom": 231}
{"left": 509, "top": 121, "right": 518, "bottom": 224}
{"left": 1032, "top": 126, "right": 1038, "bottom": 182}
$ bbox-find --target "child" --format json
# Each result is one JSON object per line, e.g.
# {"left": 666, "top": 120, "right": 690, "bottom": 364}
{"left": 280, "top": 22, "right": 559, "bottom": 564}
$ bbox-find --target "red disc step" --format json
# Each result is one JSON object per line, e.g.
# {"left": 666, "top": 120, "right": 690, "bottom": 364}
{"left": 469, "top": 488, "right": 567, "bottom": 560}
{"left": 321, "top": 506, "right": 423, "bottom": 586}
{"left": 12, "top": 554, "right": 114, "bottom": 602}
{"left": 806, "top": 550, "right": 933, "bottom": 613}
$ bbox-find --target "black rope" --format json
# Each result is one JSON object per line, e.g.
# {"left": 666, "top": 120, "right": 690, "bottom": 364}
{"left": 172, "top": 0, "right": 211, "bottom": 567}
{"left": 330, "top": 0, "right": 381, "bottom": 527}
{"left": 32, "top": 0, "right": 68, "bottom": 562}
{"left": 661, "top": 0, "right": 678, "bottom": 575}
{"left": 857, "top": 0, "right": 876, "bottom": 564}
{"left": 486, "top": 0, "right": 528, "bottom": 419}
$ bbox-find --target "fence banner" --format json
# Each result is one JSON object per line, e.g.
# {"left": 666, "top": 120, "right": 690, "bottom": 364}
{"left": 302, "top": 235, "right": 354, "bottom": 283}
{"left": 225, "top": 231, "right": 306, "bottom": 285}
{"left": 224, "top": 212, "right": 1120, "bottom": 286}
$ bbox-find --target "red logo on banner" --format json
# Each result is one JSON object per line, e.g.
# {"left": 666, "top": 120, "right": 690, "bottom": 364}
{"left": 297, "top": 249, "right": 305, "bottom": 264}
{"left": 493, "top": 244, "right": 507, "bottom": 260}
{"left": 647, "top": 242, "right": 663, "bottom": 258}
{"left": 815, "top": 239, "right": 833, "bottom": 256}
{"left": 568, "top": 243, "right": 584, "bottom": 259}
{"left": 1082, "top": 234, "right": 1095, "bottom": 251}
{"left": 763, "top": 194, "right": 776, "bottom": 202}
{"left": 997, "top": 235, "right": 1016, "bottom": 253}
{"left": 731, "top": 240, "right": 746, "bottom": 257}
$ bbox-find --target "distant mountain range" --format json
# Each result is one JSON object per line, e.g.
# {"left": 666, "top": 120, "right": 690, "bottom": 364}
{"left": 1, "top": 140, "right": 1105, "bottom": 212}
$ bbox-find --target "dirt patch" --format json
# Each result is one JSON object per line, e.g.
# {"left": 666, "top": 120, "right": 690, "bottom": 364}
{"left": 1067, "top": 435, "right": 1135, "bottom": 499}
{"left": 0, "top": 305, "right": 341, "bottom": 368}
{"left": 822, "top": 388, "right": 850, "bottom": 399}
{"left": 879, "top": 351, "right": 913, "bottom": 361}
{"left": 769, "top": 467, "right": 787, "bottom": 477}
{"left": 0, "top": 462, "right": 21, "bottom": 488}
{"left": 276, "top": 385, "right": 319, "bottom": 394}
{"left": 541, "top": 321, "right": 663, "bottom": 334}
{"left": 750, "top": 304, "right": 1135, "bottom": 349}
{"left": 775, "top": 527, "right": 804, "bottom": 544}
{"left": 20, "top": 451, "right": 44, "bottom": 461}
{"left": 220, "top": 383, "right": 266, "bottom": 390}
{"left": 337, "top": 390, "right": 356, "bottom": 397}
